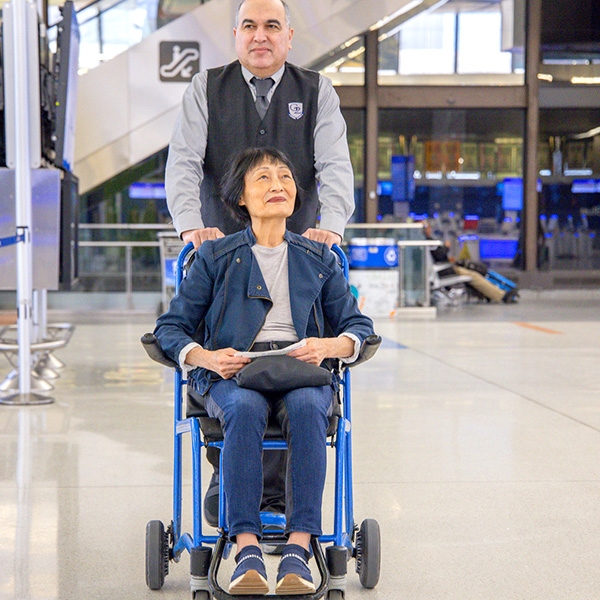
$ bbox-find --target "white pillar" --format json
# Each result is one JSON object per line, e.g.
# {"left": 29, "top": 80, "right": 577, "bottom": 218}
{"left": 11, "top": 0, "right": 34, "bottom": 396}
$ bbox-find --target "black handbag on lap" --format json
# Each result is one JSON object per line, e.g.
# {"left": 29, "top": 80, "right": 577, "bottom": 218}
{"left": 234, "top": 355, "right": 332, "bottom": 394}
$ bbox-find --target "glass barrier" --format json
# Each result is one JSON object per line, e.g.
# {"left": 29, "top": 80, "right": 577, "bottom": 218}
{"left": 397, "top": 241, "right": 436, "bottom": 308}
{"left": 317, "top": 0, "right": 524, "bottom": 87}
{"left": 47, "top": 0, "right": 210, "bottom": 72}
{"left": 537, "top": 108, "right": 600, "bottom": 270}
{"left": 77, "top": 224, "right": 172, "bottom": 293}
{"left": 341, "top": 223, "right": 434, "bottom": 316}
{"left": 343, "top": 108, "right": 526, "bottom": 270}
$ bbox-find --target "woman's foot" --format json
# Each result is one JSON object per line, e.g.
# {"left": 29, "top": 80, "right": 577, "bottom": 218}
{"left": 275, "top": 544, "right": 316, "bottom": 595}
{"left": 229, "top": 545, "right": 269, "bottom": 595}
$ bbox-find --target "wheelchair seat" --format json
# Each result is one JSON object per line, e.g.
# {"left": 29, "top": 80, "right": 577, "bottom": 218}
{"left": 186, "top": 387, "right": 340, "bottom": 442}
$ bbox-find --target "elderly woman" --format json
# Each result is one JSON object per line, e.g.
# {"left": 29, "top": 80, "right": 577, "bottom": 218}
{"left": 154, "top": 147, "right": 374, "bottom": 595}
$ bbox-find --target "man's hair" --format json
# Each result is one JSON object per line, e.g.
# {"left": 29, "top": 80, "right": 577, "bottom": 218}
{"left": 220, "top": 147, "right": 302, "bottom": 226}
{"left": 235, "top": 0, "right": 291, "bottom": 28}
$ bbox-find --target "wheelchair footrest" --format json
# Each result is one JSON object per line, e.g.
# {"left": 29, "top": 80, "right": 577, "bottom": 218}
{"left": 208, "top": 535, "right": 330, "bottom": 600}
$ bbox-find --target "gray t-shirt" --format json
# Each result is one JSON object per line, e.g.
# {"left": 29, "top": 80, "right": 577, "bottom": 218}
{"left": 251, "top": 241, "right": 298, "bottom": 343}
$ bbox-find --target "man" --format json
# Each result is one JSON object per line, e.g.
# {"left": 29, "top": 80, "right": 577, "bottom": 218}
{"left": 165, "top": 0, "right": 355, "bottom": 527}
{"left": 165, "top": 0, "right": 354, "bottom": 248}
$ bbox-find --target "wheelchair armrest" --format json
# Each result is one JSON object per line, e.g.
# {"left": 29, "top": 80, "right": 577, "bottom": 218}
{"left": 140, "top": 333, "right": 179, "bottom": 369}
{"left": 348, "top": 334, "right": 382, "bottom": 368}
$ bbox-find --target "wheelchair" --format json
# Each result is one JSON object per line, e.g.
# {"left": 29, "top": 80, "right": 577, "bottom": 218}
{"left": 142, "top": 242, "right": 382, "bottom": 599}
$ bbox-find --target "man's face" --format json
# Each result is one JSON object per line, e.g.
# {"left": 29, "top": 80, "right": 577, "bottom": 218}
{"left": 234, "top": 0, "right": 294, "bottom": 78}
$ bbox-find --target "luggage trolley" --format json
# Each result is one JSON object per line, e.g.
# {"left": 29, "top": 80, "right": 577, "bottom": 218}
{"left": 158, "top": 231, "right": 185, "bottom": 313}
{"left": 142, "top": 242, "right": 382, "bottom": 599}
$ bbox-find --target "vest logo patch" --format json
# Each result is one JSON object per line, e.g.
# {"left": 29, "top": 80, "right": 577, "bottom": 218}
{"left": 288, "top": 102, "right": 304, "bottom": 120}
{"left": 159, "top": 42, "right": 200, "bottom": 82}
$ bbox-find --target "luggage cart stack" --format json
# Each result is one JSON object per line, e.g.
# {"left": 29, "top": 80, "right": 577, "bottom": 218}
{"left": 158, "top": 231, "right": 184, "bottom": 314}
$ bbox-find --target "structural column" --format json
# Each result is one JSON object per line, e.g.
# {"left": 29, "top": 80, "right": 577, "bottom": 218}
{"left": 1, "top": 0, "right": 52, "bottom": 405}
{"left": 523, "top": 0, "right": 542, "bottom": 274}
{"left": 364, "top": 29, "right": 379, "bottom": 223}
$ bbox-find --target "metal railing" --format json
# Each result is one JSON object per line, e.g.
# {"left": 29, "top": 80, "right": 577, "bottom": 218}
{"left": 77, "top": 223, "right": 174, "bottom": 307}
{"left": 75, "top": 222, "right": 429, "bottom": 309}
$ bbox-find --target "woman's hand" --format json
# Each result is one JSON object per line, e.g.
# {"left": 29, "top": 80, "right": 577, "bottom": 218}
{"left": 185, "top": 347, "right": 250, "bottom": 379}
{"left": 287, "top": 337, "right": 354, "bottom": 365}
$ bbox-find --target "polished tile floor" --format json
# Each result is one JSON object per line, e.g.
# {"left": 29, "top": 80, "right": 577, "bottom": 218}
{"left": 1, "top": 290, "right": 599, "bottom": 599}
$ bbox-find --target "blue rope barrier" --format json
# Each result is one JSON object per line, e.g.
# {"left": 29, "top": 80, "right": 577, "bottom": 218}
{"left": 0, "top": 233, "right": 25, "bottom": 248}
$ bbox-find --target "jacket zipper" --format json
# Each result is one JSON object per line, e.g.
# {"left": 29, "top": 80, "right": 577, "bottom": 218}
{"left": 245, "top": 299, "right": 272, "bottom": 351}
{"left": 313, "top": 304, "right": 322, "bottom": 337}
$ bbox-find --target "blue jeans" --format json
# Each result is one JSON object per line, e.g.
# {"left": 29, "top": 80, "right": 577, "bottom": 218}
{"left": 205, "top": 378, "right": 333, "bottom": 540}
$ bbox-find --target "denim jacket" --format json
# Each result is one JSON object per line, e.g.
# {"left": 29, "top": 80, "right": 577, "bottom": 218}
{"left": 154, "top": 227, "right": 375, "bottom": 395}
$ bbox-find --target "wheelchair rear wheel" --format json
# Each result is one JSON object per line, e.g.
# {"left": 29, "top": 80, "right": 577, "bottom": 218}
{"left": 355, "top": 518, "right": 381, "bottom": 589}
{"left": 145, "top": 520, "right": 170, "bottom": 590}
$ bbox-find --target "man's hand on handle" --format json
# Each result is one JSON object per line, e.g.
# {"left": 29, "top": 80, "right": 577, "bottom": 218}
{"left": 302, "top": 228, "right": 342, "bottom": 248}
{"left": 182, "top": 227, "right": 225, "bottom": 249}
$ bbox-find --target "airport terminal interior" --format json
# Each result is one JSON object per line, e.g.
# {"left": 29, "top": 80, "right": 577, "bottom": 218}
{"left": 1, "top": 0, "right": 600, "bottom": 598}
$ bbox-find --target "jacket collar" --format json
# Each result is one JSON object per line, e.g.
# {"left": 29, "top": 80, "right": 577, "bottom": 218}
{"left": 211, "top": 226, "right": 325, "bottom": 260}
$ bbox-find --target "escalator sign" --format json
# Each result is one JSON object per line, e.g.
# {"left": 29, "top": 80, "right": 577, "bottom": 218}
{"left": 159, "top": 42, "right": 201, "bottom": 82}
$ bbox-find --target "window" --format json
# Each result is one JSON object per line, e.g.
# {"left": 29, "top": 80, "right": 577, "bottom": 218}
{"left": 457, "top": 12, "right": 513, "bottom": 74}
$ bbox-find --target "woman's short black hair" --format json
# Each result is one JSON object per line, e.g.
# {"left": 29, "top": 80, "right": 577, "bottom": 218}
{"left": 220, "top": 147, "right": 303, "bottom": 226}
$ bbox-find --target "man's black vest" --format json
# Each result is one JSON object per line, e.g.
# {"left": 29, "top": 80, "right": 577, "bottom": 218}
{"left": 203, "top": 61, "right": 319, "bottom": 235}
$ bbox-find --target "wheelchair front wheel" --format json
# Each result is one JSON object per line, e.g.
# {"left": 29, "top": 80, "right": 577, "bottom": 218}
{"left": 355, "top": 518, "right": 381, "bottom": 589}
{"left": 327, "top": 589, "right": 344, "bottom": 599}
{"left": 145, "top": 520, "right": 169, "bottom": 590}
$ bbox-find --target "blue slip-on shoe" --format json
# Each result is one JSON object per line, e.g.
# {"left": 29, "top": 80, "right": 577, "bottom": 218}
{"left": 229, "top": 545, "right": 269, "bottom": 595}
{"left": 275, "top": 544, "right": 316, "bottom": 595}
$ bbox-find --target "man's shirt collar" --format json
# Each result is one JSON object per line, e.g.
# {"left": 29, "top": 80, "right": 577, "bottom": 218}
{"left": 241, "top": 64, "right": 285, "bottom": 87}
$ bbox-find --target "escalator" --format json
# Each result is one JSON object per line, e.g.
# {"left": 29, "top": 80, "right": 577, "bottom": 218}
{"left": 73, "top": 0, "right": 446, "bottom": 194}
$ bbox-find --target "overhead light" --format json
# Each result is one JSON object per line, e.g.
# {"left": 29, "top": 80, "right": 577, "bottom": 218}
{"left": 564, "top": 169, "right": 593, "bottom": 176}
{"left": 538, "top": 73, "right": 553, "bottom": 82}
{"left": 447, "top": 172, "right": 481, "bottom": 180}
{"left": 341, "top": 37, "right": 360, "bottom": 49}
{"left": 569, "top": 125, "right": 600, "bottom": 140}
{"left": 543, "top": 58, "right": 590, "bottom": 65}
{"left": 347, "top": 47, "right": 365, "bottom": 60}
{"left": 339, "top": 66, "right": 365, "bottom": 73}
{"left": 571, "top": 76, "right": 600, "bottom": 84}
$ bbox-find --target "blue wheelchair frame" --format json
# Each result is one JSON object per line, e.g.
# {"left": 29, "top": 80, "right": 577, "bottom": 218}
{"left": 144, "top": 242, "right": 380, "bottom": 599}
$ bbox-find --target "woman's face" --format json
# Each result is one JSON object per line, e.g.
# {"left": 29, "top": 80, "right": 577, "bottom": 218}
{"left": 239, "top": 159, "right": 297, "bottom": 221}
